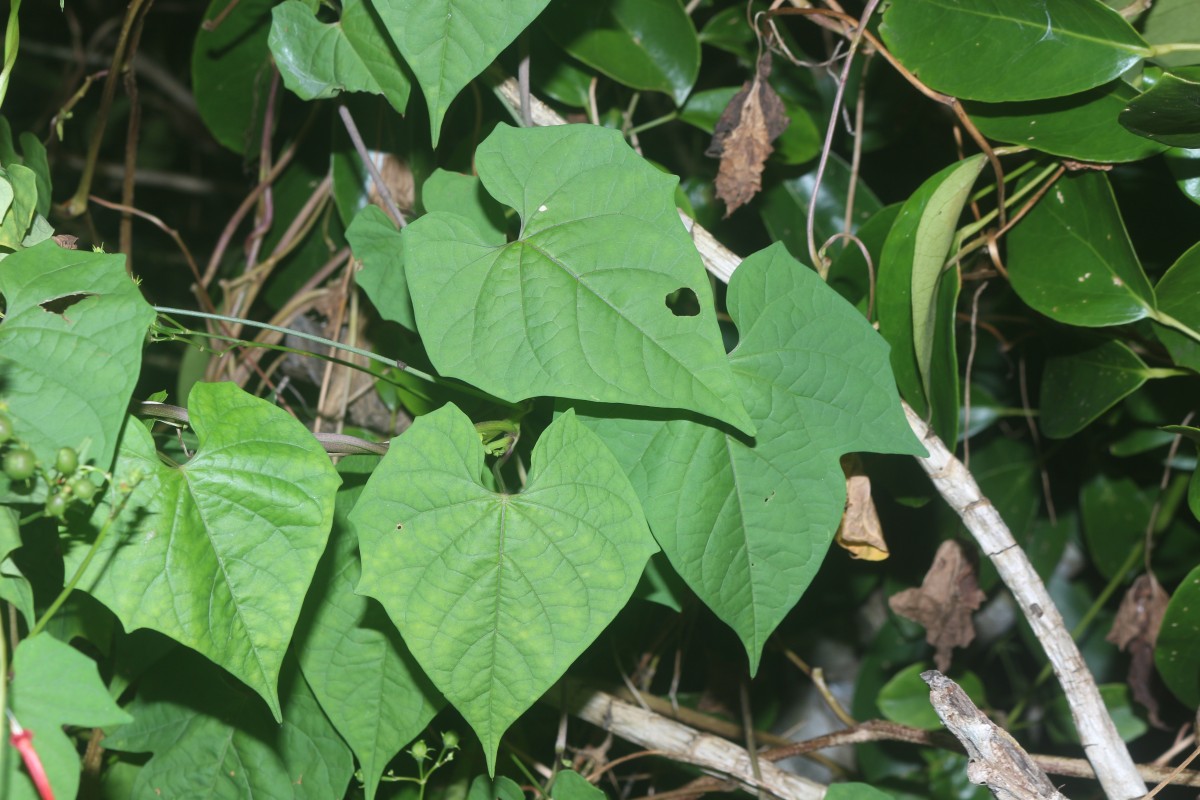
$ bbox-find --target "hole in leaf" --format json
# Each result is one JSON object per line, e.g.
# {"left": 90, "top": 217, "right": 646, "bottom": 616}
{"left": 666, "top": 287, "right": 700, "bottom": 317}
{"left": 40, "top": 292, "right": 96, "bottom": 317}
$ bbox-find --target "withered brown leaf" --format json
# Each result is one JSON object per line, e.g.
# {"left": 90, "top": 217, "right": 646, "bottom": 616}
{"left": 835, "top": 454, "right": 889, "bottom": 561}
{"left": 889, "top": 540, "right": 986, "bottom": 672}
{"left": 706, "top": 53, "right": 789, "bottom": 217}
{"left": 1107, "top": 572, "right": 1170, "bottom": 728}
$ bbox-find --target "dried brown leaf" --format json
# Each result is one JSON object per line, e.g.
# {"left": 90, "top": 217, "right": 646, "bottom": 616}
{"left": 1107, "top": 573, "right": 1170, "bottom": 728}
{"left": 889, "top": 540, "right": 986, "bottom": 672}
{"left": 835, "top": 454, "right": 889, "bottom": 561}
{"left": 707, "top": 54, "right": 789, "bottom": 217}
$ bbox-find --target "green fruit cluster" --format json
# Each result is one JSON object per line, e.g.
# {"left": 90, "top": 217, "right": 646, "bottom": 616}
{"left": 0, "top": 411, "right": 103, "bottom": 519}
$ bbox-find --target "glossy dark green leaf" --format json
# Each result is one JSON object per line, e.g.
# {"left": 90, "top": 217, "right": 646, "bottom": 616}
{"left": 401, "top": 124, "right": 754, "bottom": 434}
{"left": 1, "top": 635, "right": 132, "bottom": 800}
{"left": 965, "top": 81, "right": 1168, "bottom": 162}
{"left": 1153, "top": 240, "right": 1200, "bottom": 372}
{"left": 354, "top": 405, "right": 657, "bottom": 771}
{"left": 880, "top": 0, "right": 1150, "bottom": 102}
{"left": 269, "top": 0, "right": 411, "bottom": 113}
{"left": 1119, "top": 68, "right": 1200, "bottom": 147}
{"left": 759, "top": 153, "right": 883, "bottom": 263}
{"left": 192, "top": 0, "right": 275, "bottom": 154}
{"left": 826, "top": 204, "right": 901, "bottom": 316}
{"left": 295, "top": 457, "right": 443, "bottom": 800}
{"left": 542, "top": 0, "right": 700, "bottom": 105}
{"left": 373, "top": 0, "right": 550, "bottom": 145}
{"left": 1008, "top": 172, "right": 1156, "bottom": 326}
{"left": 578, "top": 244, "right": 925, "bottom": 672}
{"left": 1040, "top": 338, "right": 1161, "bottom": 438}
{"left": 1166, "top": 146, "right": 1200, "bottom": 206}
{"left": 1156, "top": 564, "right": 1200, "bottom": 707}
{"left": 679, "top": 86, "right": 820, "bottom": 165}
{"left": 64, "top": 382, "right": 340, "bottom": 720}
{"left": 1080, "top": 475, "right": 1151, "bottom": 580}
{"left": 1144, "top": 0, "right": 1200, "bottom": 69}
{"left": 0, "top": 242, "right": 156, "bottom": 503}
{"left": 105, "top": 652, "right": 353, "bottom": 799}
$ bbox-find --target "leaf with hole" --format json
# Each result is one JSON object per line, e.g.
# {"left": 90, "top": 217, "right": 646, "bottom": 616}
{"left": 353, "top": 405, "right": 657, "bottom": 772}
{"left": 1120, "top": 68, "right": 1200, "bottom": 148}
{"left": 295, "top": 456, "right": 443, "bottom": 800}
{"left": 372, "top": 0, "right": 550, "bottom": 145}
{"left": 63, "top": 382, "right": 340, "bottom": 719}
{"left": 577, "top": 244, "right": 924, "bottom": 672}
{"left": 965, "top": 81, "right": 1168, "bottom": 162}
{"left": 402, "top": 123, "right": 754, "bottom": 434}
{"left": 1008, "top": 172, "right": 1156, "bottom": 327}
{"left": 1040, "top": 338, "right": 1170, "bottom": 439}
{"left": 0, "top": 241, "right": 155, "bottom": 503}
{"left": 269, "top": 0, "right": 411, "bottom": 113}
{"left": 542, "top": 0, "right": 700, "bottom": 105}
{"left": 880, "top": 0, "right": 1150, "bottom": 102}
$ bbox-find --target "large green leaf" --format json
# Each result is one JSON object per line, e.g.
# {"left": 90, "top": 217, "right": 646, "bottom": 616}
{"left": 1040, "top": 338, "right": 1165, "bottom": 438}
{"left": 269, "top": 0, "right": 411, "bottom": 113}
{"left": 354, "top": 405, "right": 657, "bottom": 772}
{"left": 421, "top": 168, "right": 508, "bottom": 240}
{"left": 295, "top": 456, "right": 443, "bottom": 800}
{"left": 965, "top": 81, "right": 1168, "bottom": 162}
{"left": 1007, "top": 172, "right": 1156, "bottom": 326}
{"left": 542, "top": 0, "right": 700, "bottom": 105}
{"left": 1154, "top": 241, "right": 1200, "bottom": 372}
{"left": 64, "top": 382, "right": 340, "bottom": 719}
{"left": 401, "top": 124, "right": 754, "bottom": 435}
{"left": 372, "top": 0, "right": 550, "bottom": 145}
{"left": 880, "top": 0, "right": 1150, "bottom": 101}
{"left": 1156, "top": 564, "right": 1200, "bottom": 708}
{"left": 0, "top": 241, "right": 155, "bottom": 503}
{"left": 759, "top": 153, "right": 883, "bottom": 264}
{"left": 826, "top": 204, "right": 902, "bottom": 316}
{"left": 192, "top": 0, "right": 275, "bottom": 154}
{"left": 1, "top": 635, "right": 132, "bottom": 800}
{"left": 578, "top": 244, "right": 925, "bottom": 672}
{"left": 1144, "top": 0, "right": 1200, "bottom": 69}
{"left": 1120, "top": 68, "right": 1200, "bottom": 148}
{"left": 105, "top": 651, "right": 353, "bottom": 800}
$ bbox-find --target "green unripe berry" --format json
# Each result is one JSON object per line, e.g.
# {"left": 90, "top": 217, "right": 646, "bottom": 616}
{"left": 70, "top": 476, "right": 98, "bottom": 503}
{"left": 56, "top": 447, "right": 79, "bottom": 476}
{"left": 3, "top": 448, "right": 36, "bottom": 481}
{"left": 45, "top": 492, "right": 69, "bottom": 519}
{"left": 0, "top": 413, "right": 13, "bottom": 444}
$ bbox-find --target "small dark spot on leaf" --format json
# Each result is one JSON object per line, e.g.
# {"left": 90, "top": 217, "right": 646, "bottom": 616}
{"left": 396, "top": 522, "right": 404, "bottom": 530}
{"left": 41, "top": 292, "right": 96, "bottom": 319}
{"left": 666, "top": 287, "right": 700, "bottom": 317}
{"left": 764, "top": 491, "right": 775, "bottom": 503}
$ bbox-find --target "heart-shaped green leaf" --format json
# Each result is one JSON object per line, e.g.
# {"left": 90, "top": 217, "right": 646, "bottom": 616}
{"left": 372, "top": 0, "right": 550, "bottom": 145}
{"left": 1008, "top": 172, "right": 1156, "bottom": 326}
{"left": 350, "top": 205, "right": 416, "bottom": 331}
{"left": 542, "top": 0, "right": 700, "bottom": 105}
{"left": 105, "top": 651, "right": 353, "bottom": 800}
{"left": 579, "top": 244, "right": 924, "bottom": 672}
{"left": 881, "top": 0, "right": 1149, "bottom": 101}
{"left": 269, "top": 0, "right": 411, "bottom": 113}
{"left": 965, "top": 81, "right": 1169, "bottom": 162}
{"left": 192, "top": 0, "right": 275, "bottom": 154}
{"left": 1, "top": 635, "right": 132, "bottom": 800}
{"left": 353, "top": 404, "right": 657, "bottom": 772}
{"left": 65, "top": 382, "right": 340, "bottom": 719}
{"left": 401, "top": 123, "right": 754, "bottom": 435}
{"left": 0, "top": 241, "right": 156, "bottom": 503}
{"left": 295, "top": 456, "right": 443, "bottom": 800}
